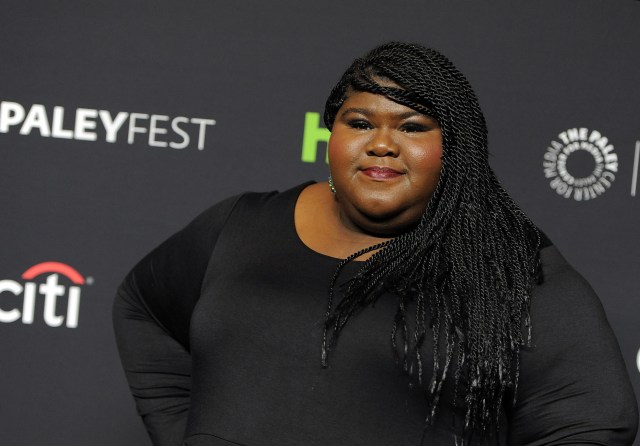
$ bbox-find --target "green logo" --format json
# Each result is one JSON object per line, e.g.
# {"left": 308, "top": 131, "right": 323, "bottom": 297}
{"left": 301, "top": 112, "right": 330, "bottom": 163}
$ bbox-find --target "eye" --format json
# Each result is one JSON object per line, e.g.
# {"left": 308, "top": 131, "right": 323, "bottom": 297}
{"left": 400, "top": 122, "right": 430, "bottom": 133}
{"left": 347, "top": 119, "right": 372, "bottom": 130}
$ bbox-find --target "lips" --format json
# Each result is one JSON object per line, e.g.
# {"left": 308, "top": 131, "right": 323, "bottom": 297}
{"left": 360, "top": 166, "right": 404, "bottom": 180}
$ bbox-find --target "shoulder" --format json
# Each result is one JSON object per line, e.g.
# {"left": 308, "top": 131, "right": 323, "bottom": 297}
{"left": 235, "top": 181, "right": 314, "bottom": 207}
{"left": 184, "top": 181, "right": 313, "bottom": 230}
{"left": 213, "top": 181, "right": 314, "bottom": 225}
{"left": 534, "top": 245, "right": 602, "bottom": 312}
{"left": 531, "top": 245, "right": 610, "bottom": 342}
{"left": 529, "top": 244, "right": 617, "bottom": 359}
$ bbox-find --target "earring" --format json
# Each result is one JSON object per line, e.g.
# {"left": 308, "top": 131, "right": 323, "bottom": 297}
{"left": 328, "top": 175, "right": 337, "bottom": 194}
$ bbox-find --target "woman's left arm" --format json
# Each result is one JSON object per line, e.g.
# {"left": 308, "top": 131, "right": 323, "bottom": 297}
{"left": 507, "top": 246, "right": 638, "bottom": 445}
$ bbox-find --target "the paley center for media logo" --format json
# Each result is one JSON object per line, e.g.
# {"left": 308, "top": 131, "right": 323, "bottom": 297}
{"left": 0, "top": 261, "right": 91, "bottom": 328}
{"left": 543, "top": 128, "right": 618, "bottom": 201}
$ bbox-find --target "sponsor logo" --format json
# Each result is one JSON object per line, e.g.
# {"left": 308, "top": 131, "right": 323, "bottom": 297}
{"left": 543, "top": 128, "right": 618, "bottom": 201}
{"left": 0, "top": 262, "right": 90, "bottom": 328}
{"left": 301, "top": 112, "right": 330, "bottom": 163}
{"left": 0, "top": 100, "right": 216, "bottom": 150}
{"left": 631, "top": 141, "right": 639, "bottom": 197}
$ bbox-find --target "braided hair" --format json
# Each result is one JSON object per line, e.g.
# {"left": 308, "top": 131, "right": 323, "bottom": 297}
{"left": 321, "top": 42, "right": 541, "bottom": 437}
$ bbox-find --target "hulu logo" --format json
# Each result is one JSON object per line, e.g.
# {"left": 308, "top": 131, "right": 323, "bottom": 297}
{"left": 301, "top": 112, "right": 330, "bottom": 163}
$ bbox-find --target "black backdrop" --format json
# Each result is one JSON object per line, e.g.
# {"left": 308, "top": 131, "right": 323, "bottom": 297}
{"left": 1, "top": 1, "right": 639, "bottom": 444}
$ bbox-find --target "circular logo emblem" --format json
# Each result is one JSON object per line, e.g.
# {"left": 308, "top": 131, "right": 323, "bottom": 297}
{"left": 543, "top": 128, "right": 618, "bottom": 201}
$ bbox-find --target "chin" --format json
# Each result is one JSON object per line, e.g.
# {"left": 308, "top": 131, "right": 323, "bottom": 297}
{"left": 360, "top": 208, "right": 422, "bottom": 235}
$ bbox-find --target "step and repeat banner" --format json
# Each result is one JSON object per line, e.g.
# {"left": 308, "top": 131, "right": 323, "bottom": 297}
{"left": 1, "top": 1, "right": 639, "bottom": 444}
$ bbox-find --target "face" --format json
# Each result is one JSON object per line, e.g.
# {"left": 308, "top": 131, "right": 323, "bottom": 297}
{"left": 328, "top": 90, "right": 442, "bottom": 236}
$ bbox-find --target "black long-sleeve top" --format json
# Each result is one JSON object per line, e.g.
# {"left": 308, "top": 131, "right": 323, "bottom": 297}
{"left": 113, "top": 183, "right": 638, "bottom": 446}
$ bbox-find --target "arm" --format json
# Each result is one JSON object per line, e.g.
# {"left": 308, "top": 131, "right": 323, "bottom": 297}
{"left": 113, "top": 194, "right": 242, "bottom": 446}
{"left": 507, "top": 246, "right": 638, "bottom": 445}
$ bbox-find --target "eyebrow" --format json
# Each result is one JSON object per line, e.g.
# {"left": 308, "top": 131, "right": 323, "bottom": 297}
{"left": 339, "top": 107, "right": 428, "bottom": 120}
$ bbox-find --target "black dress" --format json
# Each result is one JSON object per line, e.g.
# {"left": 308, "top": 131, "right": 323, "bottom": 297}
{"left": 113, "top": 183, "right": 638, "bottom": 446}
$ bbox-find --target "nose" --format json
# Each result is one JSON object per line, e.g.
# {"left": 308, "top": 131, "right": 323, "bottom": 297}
{"left": 366, "top": 129, "right": 399, "bottom": 157}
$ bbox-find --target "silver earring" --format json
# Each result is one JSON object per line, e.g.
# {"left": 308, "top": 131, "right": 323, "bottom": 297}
{"left": 328, "top": 176, "right": 337, "bottom": 194}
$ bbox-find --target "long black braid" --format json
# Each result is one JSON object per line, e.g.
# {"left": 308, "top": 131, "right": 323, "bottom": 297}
{"left": 321, "top": 42, "right": 541, "bottom": 437}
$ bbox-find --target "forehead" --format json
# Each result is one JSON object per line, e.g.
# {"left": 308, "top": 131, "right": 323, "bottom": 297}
{"left": 340, "top": 90, "right": 416, "bottom": 114}
{"left": 338, "top": 90, "right": 437, "bottom": 125}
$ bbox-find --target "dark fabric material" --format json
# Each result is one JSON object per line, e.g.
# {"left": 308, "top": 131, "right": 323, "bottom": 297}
{"left": 113, "top": 183, "right": 638, "bottom": 446}
{"left": 113, "top": 194, "right": 243, "bottom": 446}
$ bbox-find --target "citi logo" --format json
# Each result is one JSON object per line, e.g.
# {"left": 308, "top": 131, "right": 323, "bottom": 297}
{"left": 0, "top": 261, "right": 90, "bottom": 328}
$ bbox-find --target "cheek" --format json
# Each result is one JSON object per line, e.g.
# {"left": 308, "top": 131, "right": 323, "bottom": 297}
{"left": 328, "top": 132, "right": 360, "bottom": 168}
{"left": 327, "top": 135, "right": 341, "bottom": 163}
{"left": 408, "top": 142, "right": 443, "bottom": 176}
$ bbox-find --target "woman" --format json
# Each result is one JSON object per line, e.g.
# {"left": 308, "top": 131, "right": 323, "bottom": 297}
{"left": 113, "top": 42, "right": 638, "bottom": 445}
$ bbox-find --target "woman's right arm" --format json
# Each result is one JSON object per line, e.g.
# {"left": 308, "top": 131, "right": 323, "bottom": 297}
{"left": 113, "top": 195, "right": 242, "bottom": 446}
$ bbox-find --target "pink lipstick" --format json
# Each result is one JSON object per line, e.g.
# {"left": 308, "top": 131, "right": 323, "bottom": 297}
{"left": 360, "top": 166, "right": 403, "bottom": 179}
{"left": 361, "top": 166, "right": 402, "bottom": 180}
